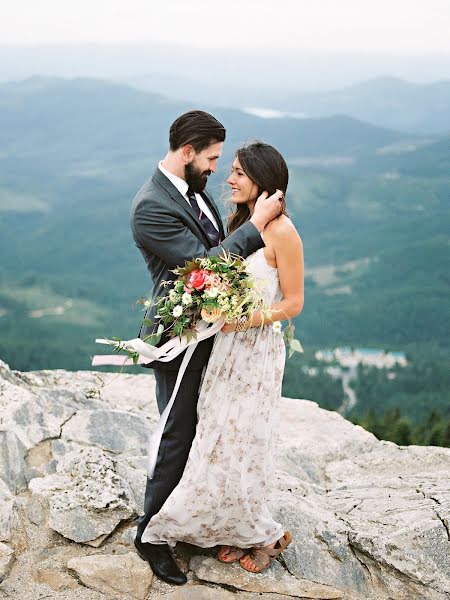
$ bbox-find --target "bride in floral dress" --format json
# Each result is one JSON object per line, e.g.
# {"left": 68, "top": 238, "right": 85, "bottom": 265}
{"left": 141, "top": 142, "right": 304, "bottom": 573}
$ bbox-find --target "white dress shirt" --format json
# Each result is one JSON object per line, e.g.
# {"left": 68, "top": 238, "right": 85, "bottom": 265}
{"left": 158, "top": 161, "right": 220, "bottom": 231}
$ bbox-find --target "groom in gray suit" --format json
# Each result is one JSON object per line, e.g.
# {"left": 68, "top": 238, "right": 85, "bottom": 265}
{"left": 130, "top": 110, "right": 283, "bottom": 584}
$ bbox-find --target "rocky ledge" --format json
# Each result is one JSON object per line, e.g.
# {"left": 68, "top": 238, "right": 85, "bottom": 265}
{"left": 0, "top": 358, "right": 449, "bottom": 600}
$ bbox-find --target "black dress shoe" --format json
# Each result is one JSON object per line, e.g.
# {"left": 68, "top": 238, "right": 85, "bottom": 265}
{"left": 134, "top": 539, "right": 187, "bottom": 585}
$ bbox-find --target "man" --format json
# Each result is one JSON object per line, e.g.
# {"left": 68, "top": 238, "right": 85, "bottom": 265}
{"left": 131, "top": 110, "right": 283, "bottom": 585}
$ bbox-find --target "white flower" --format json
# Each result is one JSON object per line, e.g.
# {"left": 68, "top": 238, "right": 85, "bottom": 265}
{"left": 272, "top": 321, "right": 282, "bottom": 333}
{"left": 182, "top": 292, "right": 193, "bottom": 305}
{"left": 157, "top": 323, "right": 164, "bottom": 335}
{"left": 143, "top": 300, "right": 152, "bottom": 308}
{"left": 218, "top": 296, "right": 230, "bottom": 310}
{"left": 169, "top": 289, "right": 179, "bottom": 302}
{"left": 205, "top": 287, "right": 219, "bottom": 298}
{"left": 172, "top": 305, "right": 183, "bottom": 317}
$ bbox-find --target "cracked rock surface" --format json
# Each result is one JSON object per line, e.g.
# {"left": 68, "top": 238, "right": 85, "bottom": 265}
{"left": 0, "top": 358, "right": 449, "bottom": 600}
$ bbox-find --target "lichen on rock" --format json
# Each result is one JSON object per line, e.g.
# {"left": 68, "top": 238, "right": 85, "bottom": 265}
{"left": 29, "top": 446, "right": 137, "bottom": 544}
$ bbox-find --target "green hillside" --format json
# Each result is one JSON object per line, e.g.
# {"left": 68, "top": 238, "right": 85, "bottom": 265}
{"left": 0, "top": 77, "right": 448, "bottom": 447}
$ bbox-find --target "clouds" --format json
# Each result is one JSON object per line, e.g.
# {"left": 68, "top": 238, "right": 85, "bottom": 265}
{"left": 1, "top": 0, "right": 450, "bottom": 55}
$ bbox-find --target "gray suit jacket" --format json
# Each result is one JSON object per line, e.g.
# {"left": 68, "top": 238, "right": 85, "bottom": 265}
{"left": 130, "top": 167, "right": 264, "bottom": 370}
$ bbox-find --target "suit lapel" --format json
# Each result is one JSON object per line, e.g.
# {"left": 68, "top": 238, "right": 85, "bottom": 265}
{"left": 152, "top": 168, "right": 224, "bottom": 244}
{"left": 201, "top": 189, "right": 225, "bottom": 239}
{"left": 152, "top": 169, "right": 212, "bottom": 246}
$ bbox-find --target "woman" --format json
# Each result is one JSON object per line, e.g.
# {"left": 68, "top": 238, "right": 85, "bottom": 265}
{"left": 141, "top": 142, "right": 304, "bottom": 574}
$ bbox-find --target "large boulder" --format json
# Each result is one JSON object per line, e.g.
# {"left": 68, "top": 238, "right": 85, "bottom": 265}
{"left": 29, "top": 446, "right": 138, "bottom": 545}
{"left": 67, "top": 552, "right": 153, "bottom": 599}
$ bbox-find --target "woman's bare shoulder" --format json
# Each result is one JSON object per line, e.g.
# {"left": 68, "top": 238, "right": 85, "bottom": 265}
{"left": 265, "top": 215, "right": 301, "bottom": 242}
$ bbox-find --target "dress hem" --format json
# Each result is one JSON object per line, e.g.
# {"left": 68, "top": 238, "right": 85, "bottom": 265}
{"left": 141, "top": 526, "right": 285, "bottom": 549}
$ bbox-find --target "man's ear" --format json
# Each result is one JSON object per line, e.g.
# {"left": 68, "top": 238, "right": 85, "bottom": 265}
{"left": 181, "top": 144, "right": 194, "bottom": 163}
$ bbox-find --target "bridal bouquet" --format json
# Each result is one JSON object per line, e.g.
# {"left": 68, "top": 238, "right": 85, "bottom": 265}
{"left": 144, "top": 252, "right": 263, "bottom": 342}
{"left": 95, "top": 251, "right": 302, "bottom": 367}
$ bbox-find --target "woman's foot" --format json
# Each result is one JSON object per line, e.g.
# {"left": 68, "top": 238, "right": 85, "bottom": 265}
{"left": 239, "top": 541, "right": 276, "bottom": 572}
{"left": 218, "top": 545, "right": 245, "bottom": 563}
{"left": 239, "top": 531, "right": 293, "bottom": 573}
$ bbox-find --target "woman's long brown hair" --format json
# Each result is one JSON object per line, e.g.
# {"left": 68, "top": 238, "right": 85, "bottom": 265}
{"left": 227, "top": 142, "right": 289, "bottom": 234}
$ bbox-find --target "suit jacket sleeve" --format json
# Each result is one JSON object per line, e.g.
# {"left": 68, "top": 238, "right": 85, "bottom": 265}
{"left": 132, "top": 202, "right": 264, "bottom": 269}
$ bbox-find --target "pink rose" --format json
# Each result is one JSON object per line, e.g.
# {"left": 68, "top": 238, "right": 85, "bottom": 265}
{"left": 187, "top": 269, "right": 207, "bottom": 291}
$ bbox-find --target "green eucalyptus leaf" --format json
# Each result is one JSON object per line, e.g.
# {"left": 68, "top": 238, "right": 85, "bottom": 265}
{"left": 290, "top": 338, "right": 304, "bottom": 354}
{"left": 143, "top": 333, "right": 161, "bottom": 346}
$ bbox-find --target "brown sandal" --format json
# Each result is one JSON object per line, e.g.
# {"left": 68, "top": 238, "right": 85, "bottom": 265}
{"left": 218, "top": 545, "right": 246, "bottom": 563}
{"left": 239, "top": 531, "right": 292, "bottom": 573}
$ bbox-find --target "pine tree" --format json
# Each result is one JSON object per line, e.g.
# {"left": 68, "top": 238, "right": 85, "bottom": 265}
{"left": 391, "top": 417, "right": 412, "bottom": 446}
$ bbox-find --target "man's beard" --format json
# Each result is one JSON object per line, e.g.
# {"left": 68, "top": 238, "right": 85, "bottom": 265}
{"left": 185, "top": 162, "right": 211, "bottom": 193}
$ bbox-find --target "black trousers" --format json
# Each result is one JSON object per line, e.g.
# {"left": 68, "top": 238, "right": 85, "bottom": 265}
{"left": 135, "top": 366, "right": 204, "bottom": 542}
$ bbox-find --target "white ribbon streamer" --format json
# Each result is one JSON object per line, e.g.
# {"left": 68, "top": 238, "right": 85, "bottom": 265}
{"left": 95, "top": 318, "right": 224, "bottom": 477}
{"left": 146, "top": 343, "right": 196, "bottom": 477}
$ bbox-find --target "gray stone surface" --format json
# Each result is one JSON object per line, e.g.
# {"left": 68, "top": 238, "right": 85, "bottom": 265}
{"left": 162, "top": 588, "right": 237, "bottom": 600}
{"left": 0, "top": 359, "right": 22, "bottom": 385}
{"left": 0, "top": 542, "right": 15, "bottom": 582}
{"left": 0, "top": 376, "right": 76, "bottom": 449}
{"left": 115, "top": 455, "right": 147, "bottom": 513}
{"left": 277, "top": 398, "right": 379, "bottom": 484}
{"left": 272, "top": 486, "right": 372, "bottom": 597}
{"left": 29, "top": 446, "right": 137, "bottom": 544}
{"left": 0, "top": 370, "right": 77, "bottom": 493}
{"left": 0, "top": 360, "right": 449, "bottom": 600}
{"left": 0, "top": 429, "right": 28, "bottom": 493}
{"left": 32, "top": 566, "right": 80, "bottom": 591}
{"left": 67, "top": 552, "right": 153, "bottom": 599}
{"left": 0, "top": 478, "right": 17, "bottom": 541}
{"left": 191, "top": 556, "right": 345, "bottom": 598}
{"left": 161, "top": 588, "right": 312, "bottom": 600}
{"left": 62, "top": 408, "right": 150, "bottom": 455}
{"left": 323, "top": 443, "right": 450, "bottom": 600}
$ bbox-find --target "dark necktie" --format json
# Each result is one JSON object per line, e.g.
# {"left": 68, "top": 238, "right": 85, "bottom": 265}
{"left": 187, "top": 187, "right": 221, "bottom": 245}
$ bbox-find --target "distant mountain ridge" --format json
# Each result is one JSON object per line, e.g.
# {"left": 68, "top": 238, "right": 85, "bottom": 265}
{"left": 0, "top": 76, "right": 409, "bottom": 165}
{"left": 276, "top": 77, "right": 450, "bottom": 135}
{"left": 1, "top": 42, "right": 450, "bottom": 109}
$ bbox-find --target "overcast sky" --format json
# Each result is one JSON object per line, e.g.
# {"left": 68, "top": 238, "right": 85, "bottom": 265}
{"left": 2, "top": 0, "right": 450, "bottom": 55}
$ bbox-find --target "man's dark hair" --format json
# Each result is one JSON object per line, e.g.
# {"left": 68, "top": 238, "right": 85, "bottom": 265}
{"left": 169, "top": 110, "right": 226, "bottom": 152}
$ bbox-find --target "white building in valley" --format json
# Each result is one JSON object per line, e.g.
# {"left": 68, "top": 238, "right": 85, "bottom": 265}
{"left": 315, "top": 347, "right": 407, "bottom": 369}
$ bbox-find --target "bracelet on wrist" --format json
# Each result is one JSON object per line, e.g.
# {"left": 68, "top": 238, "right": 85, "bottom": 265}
{"left": 235, "top": 315, "right": 249, "bottom": 332}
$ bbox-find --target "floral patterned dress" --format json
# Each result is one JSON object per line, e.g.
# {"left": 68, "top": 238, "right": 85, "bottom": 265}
{"left": 141, "top": 246, "right": 286, "bottom": 548}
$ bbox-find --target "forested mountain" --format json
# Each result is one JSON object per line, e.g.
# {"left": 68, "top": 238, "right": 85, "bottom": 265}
{"left": 0, "top": 76, "right": 447, "bottom": 363}
{"left": 0, "top": 77, "right": 448, "bottom": 445}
